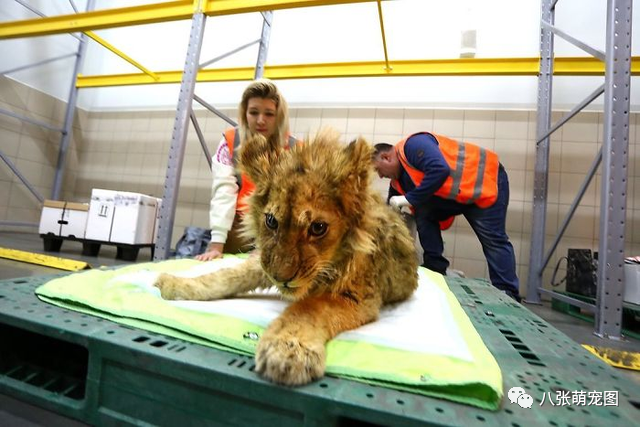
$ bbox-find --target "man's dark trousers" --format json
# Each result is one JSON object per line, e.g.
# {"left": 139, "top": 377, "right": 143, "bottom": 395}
{"left": 414, "top": 165, "right": 520, "bottom": 295}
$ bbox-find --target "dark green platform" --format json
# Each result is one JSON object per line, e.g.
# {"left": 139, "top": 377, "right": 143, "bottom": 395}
{"left": 0, "top": 273, "right": 638, "bottom": 426}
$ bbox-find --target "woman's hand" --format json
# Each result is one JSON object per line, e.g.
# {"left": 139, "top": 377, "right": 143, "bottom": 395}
{"left": 195, "top": 242, "right": 224, "bottom": 261}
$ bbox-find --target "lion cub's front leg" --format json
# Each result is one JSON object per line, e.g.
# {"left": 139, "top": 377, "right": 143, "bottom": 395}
{"left": 154, "top": 257, "right": 269, "bottom": 301}
{"left": 255, "top": 293, "right": 380, "bottom": 386}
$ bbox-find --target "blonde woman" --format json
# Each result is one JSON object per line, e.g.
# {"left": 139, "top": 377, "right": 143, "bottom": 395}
{"left": 196, "top": 79, "right": 298, "bottom": 261}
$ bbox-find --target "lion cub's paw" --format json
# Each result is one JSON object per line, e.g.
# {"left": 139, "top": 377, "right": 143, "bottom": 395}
{"left": 255, "top": 333, "right": 326, "bottom": 386}
{"left": 153, "top": 273, "right": 195, "bottom": 300}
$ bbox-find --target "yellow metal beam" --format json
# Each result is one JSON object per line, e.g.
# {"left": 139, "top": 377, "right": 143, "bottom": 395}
{"left": 376, "top": 0, "right": 391, "bottom": 71}
{"left": 85, "top": 31, "right": 159, "bottom": 81}
{"left": 76, "top": 57, "right": 640, "bottom": 88}
{"left": 0, "top": 1, "right": 194, "bottom": 39}
{"left": 204, "top": 0, "right": 376, "bottom": 16}
{"left": 0, "top": 0, "right": 377, "bottom": 39}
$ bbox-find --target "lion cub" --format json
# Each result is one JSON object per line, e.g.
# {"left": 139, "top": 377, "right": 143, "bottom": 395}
{"left": 154, "top": 128, "right": 418, "bottom": 386}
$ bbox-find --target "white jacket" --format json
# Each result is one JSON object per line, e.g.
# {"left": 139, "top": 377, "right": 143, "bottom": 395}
{"left": 209, "top": 136, "right": 238, "bottom": 244}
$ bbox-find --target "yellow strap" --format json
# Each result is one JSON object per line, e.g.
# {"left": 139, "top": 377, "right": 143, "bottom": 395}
{"left": 582, "top": 344, "right": 640, "bottom": 371}
{"left": 0, "top": 247, "right": 90, "bottom": 272}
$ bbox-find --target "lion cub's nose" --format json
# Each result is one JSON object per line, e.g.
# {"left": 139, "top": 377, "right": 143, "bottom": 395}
{"left": 273, "top": 273, "right": 296, "bottom": 284}
{"left": 268, "top": 254, "right": 299, "bottom": 284}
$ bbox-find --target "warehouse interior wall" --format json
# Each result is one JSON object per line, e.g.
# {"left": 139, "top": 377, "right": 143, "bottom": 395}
{"left": 2, "top": 74, "right": 639, "bottom": 296}
{"left": 0, "top": 75, "right": 83, "bottom": 216}
{"left": 2, "top": 0, "right": 640, "bottom": 295}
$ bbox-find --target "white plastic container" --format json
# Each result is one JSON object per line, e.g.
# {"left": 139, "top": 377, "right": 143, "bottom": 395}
{"left": 85, "top": 189, "right": 117, "bottom": 242}
{"left": 623, "top": 263, "right": 640, "bottom": 305}
{"left": 39, "top": 200, "right": 89, "bottom": 238}
{"left": 110, "top": 192, "right": 158, "bottom": 245}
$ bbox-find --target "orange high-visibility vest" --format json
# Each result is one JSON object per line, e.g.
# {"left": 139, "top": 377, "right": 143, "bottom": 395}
{"left": 225, "top": 127, "right": 298, "bottom": 214}
{"left": 391, "top": 132, "right": 500, "bottom": 228}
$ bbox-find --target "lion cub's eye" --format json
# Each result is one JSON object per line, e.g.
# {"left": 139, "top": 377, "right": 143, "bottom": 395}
{"left": 309, "top": 221, "right": 328, "bottom": 237}
{"left": 265, "top": 213, "right": 278, "bottom": 230}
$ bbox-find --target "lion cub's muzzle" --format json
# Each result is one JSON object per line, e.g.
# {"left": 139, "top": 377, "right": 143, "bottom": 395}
{"left": 265, "top": 270, "right": 301, "bottom": 290}
{"left": 261, "top": 252, "right": 302, "bottom": 290}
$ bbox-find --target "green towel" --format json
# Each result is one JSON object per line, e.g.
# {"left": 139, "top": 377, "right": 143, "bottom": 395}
{"left": 35, "top": 255, "right": 503, "bottom": 410}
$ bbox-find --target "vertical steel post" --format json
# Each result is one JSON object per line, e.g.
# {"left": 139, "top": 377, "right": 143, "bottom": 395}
{"left": 254, "top": 12, "right": 273, "bottom": 79}
{"left": 154, "top": 8, "right": 207, "bottom": 260}
{"left": 51, "top": 0, "right": 95, "bottom": 200}
{"left": 595, "top": 0, "right": 633, "bottom": 339}
{"left": 527, "top": 0, "right": 555, "bottom": 303}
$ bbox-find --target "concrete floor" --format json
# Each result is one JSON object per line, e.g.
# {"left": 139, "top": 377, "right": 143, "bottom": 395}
{"left": 0, "top": 230, "right": 639, "bottom": 423}
{"left": 0, "top": 230, "right": 150, "bottom": 280}
{"left": 526, "top": 297, "right": 640, "bottom": 355}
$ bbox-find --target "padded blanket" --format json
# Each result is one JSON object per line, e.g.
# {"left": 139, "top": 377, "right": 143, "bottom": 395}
{"left": 35, "top": 256, "right": 503, "bottom": 410}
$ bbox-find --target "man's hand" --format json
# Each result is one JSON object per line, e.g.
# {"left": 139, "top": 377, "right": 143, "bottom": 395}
{"left": 195, "top": 242, "right": 224, "bottom": 261}
{"left": 389, "top": 195, "right": 411, "bottom": 211}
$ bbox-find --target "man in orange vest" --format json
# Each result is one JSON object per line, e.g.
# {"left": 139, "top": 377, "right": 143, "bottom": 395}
{"left": 373, "top": 132, "right": 520, "bottom": 301}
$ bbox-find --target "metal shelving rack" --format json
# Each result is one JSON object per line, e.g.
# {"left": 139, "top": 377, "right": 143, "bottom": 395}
{"left": 153, "top": 5, "right": 274, "bottom": 260}
{"left": 526, "top": 0, "right": 633, "bottom": 340}
{"left": 0, "top": 0, "right": 96, "bottom": 228}
{"left": 0, "top": 1, "right": 635, "bottom": 333}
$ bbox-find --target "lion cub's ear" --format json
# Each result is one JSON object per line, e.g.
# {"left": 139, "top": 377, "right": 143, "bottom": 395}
{"left": 238, "top": 133, "right": 281, "bottom": 187}
{"left": 341, "top": 136, "right": 374, "bottom": 190}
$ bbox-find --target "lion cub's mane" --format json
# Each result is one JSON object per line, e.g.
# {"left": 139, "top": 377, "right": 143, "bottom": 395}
{"left": 240, "top": 127, "right": 418, "bottom": 305}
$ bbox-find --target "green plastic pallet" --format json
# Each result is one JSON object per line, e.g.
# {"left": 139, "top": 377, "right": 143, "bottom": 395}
{"left": 0, "top": 273, "right": 638, "bottom": 426}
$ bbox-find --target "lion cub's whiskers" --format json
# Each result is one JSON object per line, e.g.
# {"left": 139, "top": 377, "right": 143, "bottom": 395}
{"left": 312, "top": 262, "right": 338, "bottom": 284}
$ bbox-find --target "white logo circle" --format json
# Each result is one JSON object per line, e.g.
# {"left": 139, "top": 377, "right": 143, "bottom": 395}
{"left": 508, "top": 387, "right": 533, "bottom": 409}
{"left": 517, "top": 393, "right": 533, "bottom": 408}
{"left": 508, "top": 386, "right": 526, "bottom": 404}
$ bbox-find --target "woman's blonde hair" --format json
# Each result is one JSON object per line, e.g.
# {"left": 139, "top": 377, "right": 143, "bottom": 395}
{"left": 238, "top": 78, "right": 290, "bottom": 147}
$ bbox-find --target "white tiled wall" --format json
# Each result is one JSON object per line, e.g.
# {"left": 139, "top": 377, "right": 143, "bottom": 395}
{"left": 0, "top": 76, "right": 82, "bottom": 228}
{"left": 2, "top": 77, "right": 640, "bottom": 297}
